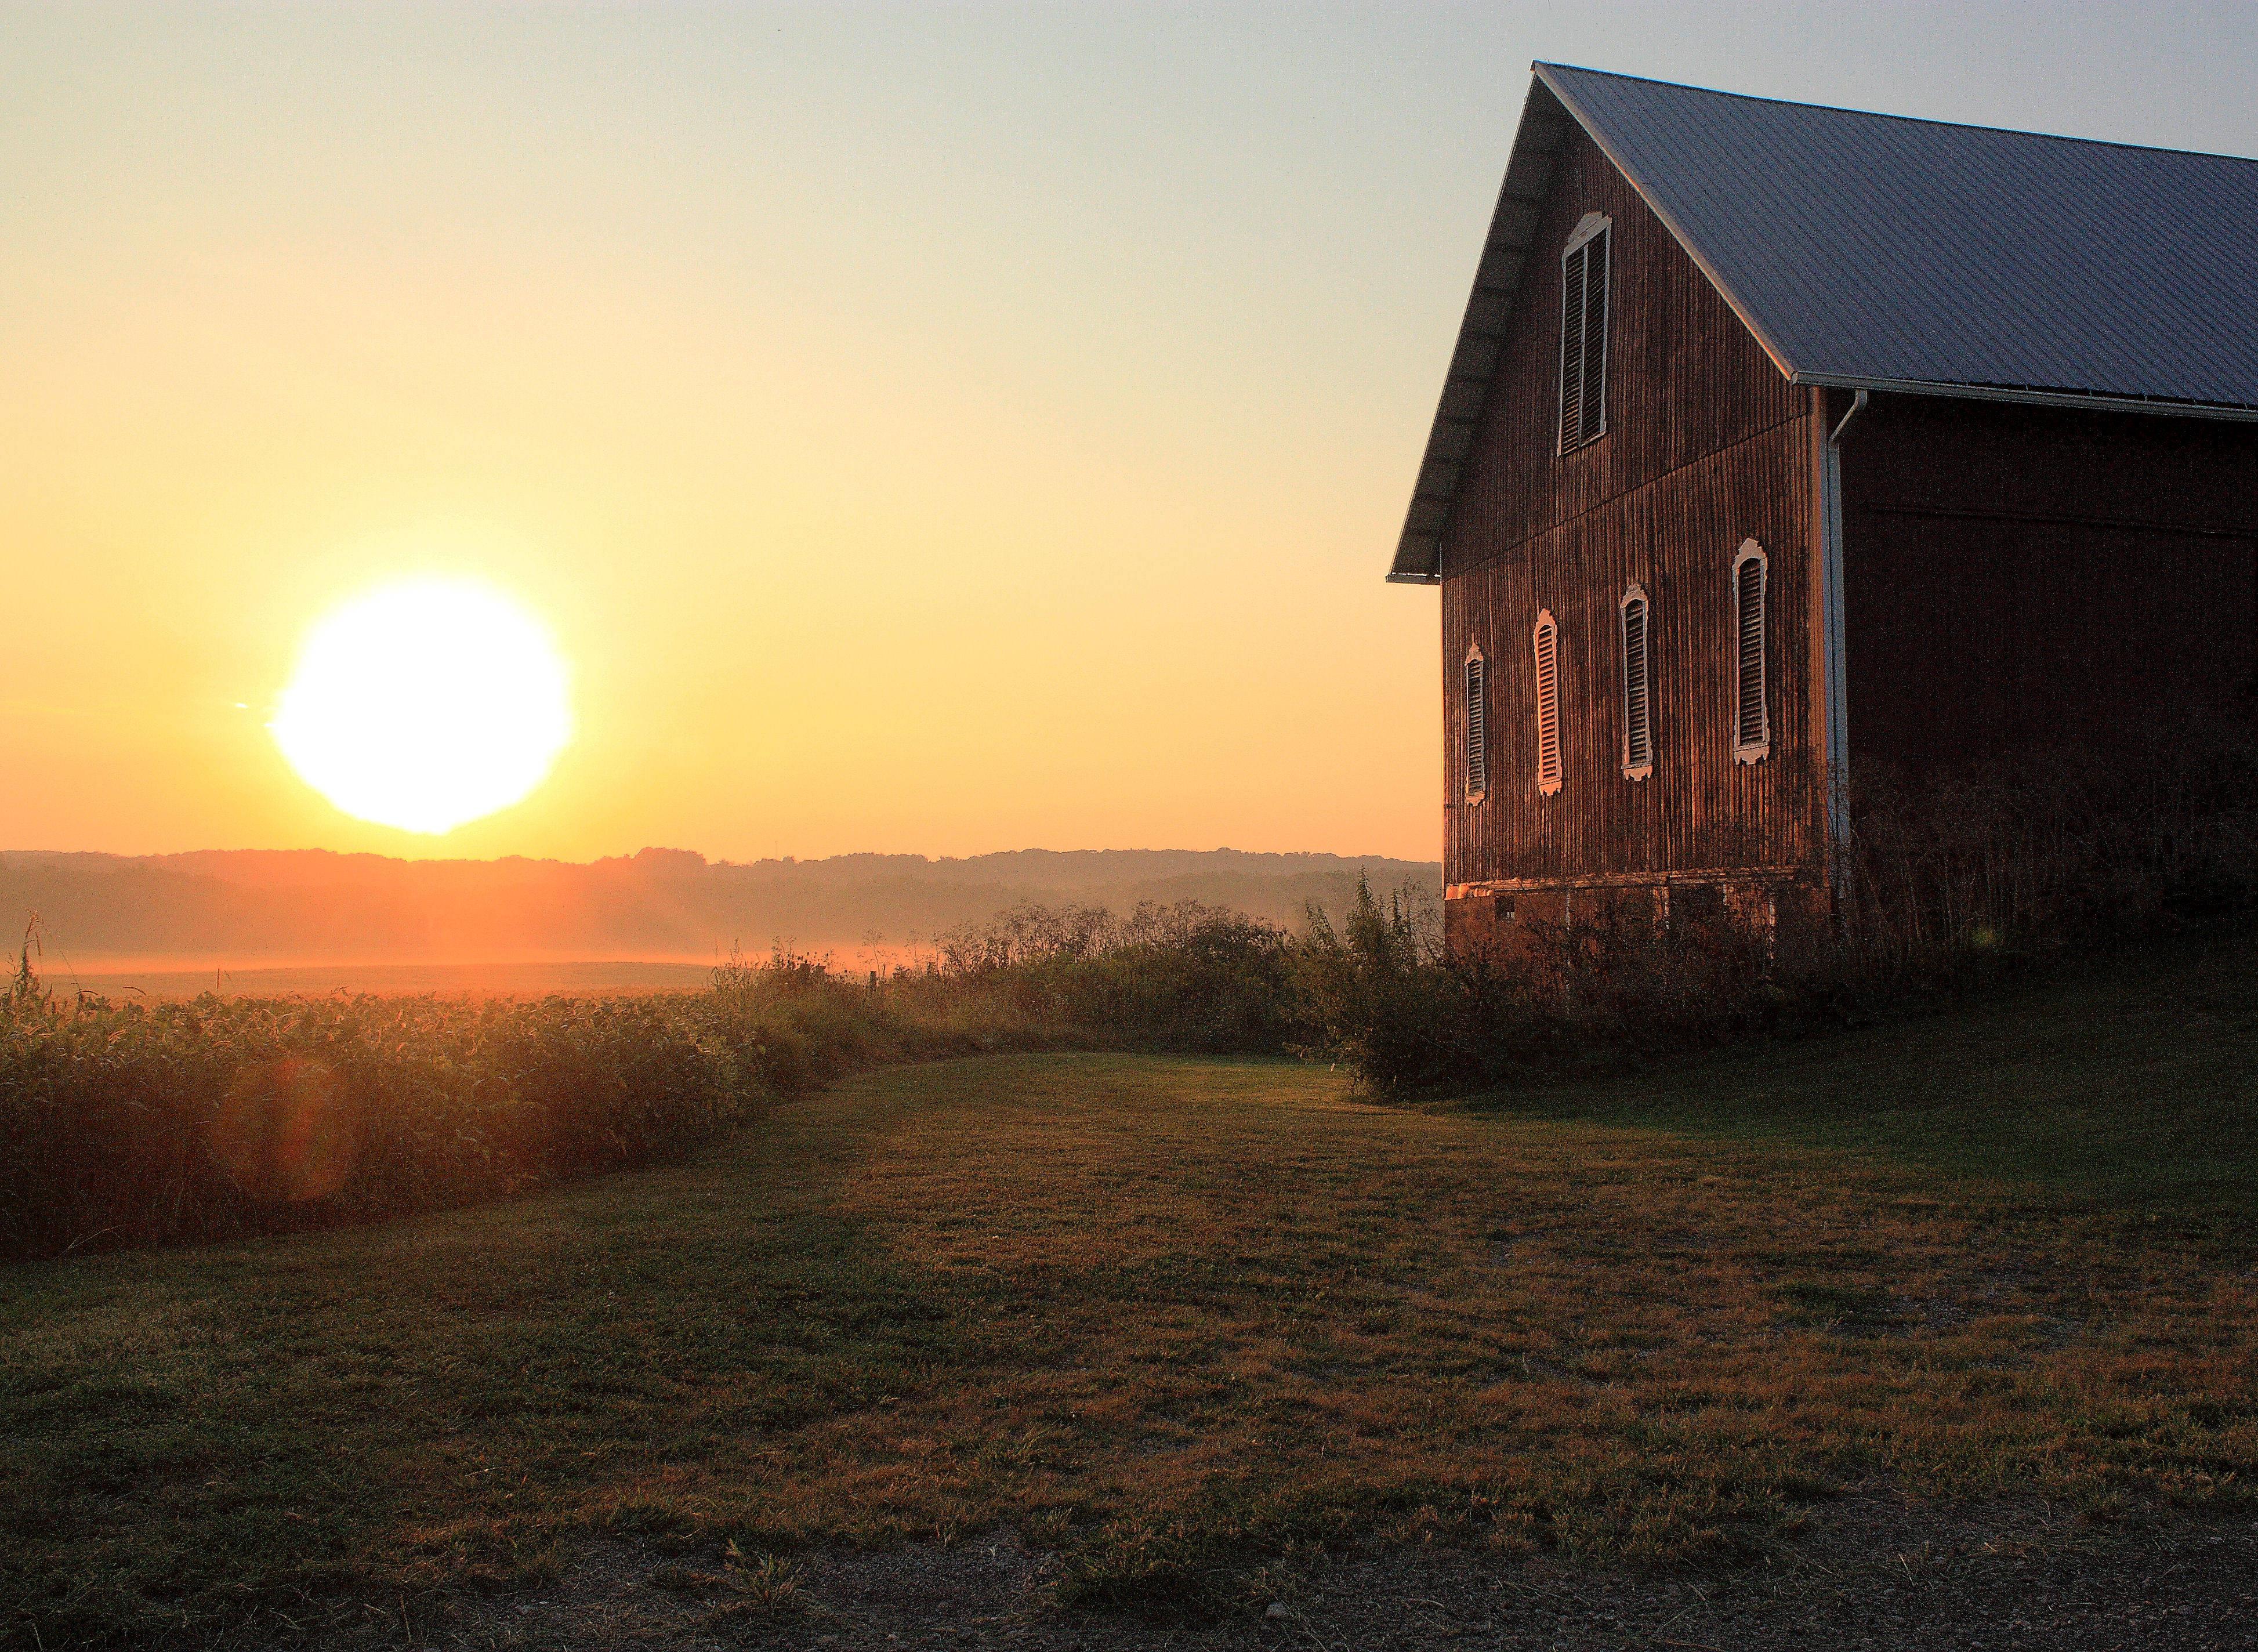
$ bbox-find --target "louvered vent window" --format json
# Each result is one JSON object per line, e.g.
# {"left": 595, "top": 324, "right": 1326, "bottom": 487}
{"left": 1731, "top": 541, "right": 1770, "bottom": 763}
{"left": 1557, "top": 215, "right": 1611, "bottom": 454}
{"left": 1533, "top": 610, "right": 1563, "bottom": 796}
{"left": 1620, "top": 583, "right": 1653, "bottom": 780}
{"left": 1463, "top": 646, "right": 1487, "bottom": 800}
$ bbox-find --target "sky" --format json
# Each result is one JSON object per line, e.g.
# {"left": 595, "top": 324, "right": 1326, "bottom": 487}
{"left": 7, "top": 1, "right": 2256, "bottom": 864}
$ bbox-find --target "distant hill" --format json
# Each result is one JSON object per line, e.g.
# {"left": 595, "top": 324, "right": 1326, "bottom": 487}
{"left": 0, "top": 846, "right": 1440, "bottom": 968}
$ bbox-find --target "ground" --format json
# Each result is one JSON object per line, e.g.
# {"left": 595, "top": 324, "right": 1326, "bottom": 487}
{"left": 3, "top": 934, "right": 2255, "bottom": 1649}
{"left": 443, "top": 1499, "right": 2258, "bottom": 1649}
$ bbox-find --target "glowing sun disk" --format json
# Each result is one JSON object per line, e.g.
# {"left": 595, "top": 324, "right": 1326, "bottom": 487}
{"left": 271, "top": 577, "right": 574, "bottom": 834}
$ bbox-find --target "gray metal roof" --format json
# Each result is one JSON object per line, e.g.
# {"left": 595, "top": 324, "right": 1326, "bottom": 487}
{"left": 1391, "top": 64, "right": 2258, "bottom": 583}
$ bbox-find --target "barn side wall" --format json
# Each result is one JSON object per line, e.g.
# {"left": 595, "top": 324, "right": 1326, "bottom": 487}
{"left": 1838, "top": 395, "right": 2258, "bottom": 778}
{"left": 1436, "top": 121, "right": 1825, "bottom": 958}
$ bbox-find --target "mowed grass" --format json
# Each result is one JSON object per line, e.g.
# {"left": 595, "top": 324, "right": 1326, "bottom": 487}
{"left": 5, "top": 935, "right": 2256, "bottom": 1646}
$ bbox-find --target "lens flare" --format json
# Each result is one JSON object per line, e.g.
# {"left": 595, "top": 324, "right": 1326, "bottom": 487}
{"left": 208, "top": 1059, "right": 358, "bottom": 1203}
{"left": 271, "top": 577, "right": 574, "bottom": 834}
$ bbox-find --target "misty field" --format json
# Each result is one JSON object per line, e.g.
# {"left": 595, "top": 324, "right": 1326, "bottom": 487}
{"left": 4, "top": 933, "right": 2255, "bottom": 1649}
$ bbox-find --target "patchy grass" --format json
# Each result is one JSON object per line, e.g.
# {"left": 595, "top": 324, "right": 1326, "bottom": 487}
{"left": 3, "top": 933, "right": 2255, "bottom": 1647}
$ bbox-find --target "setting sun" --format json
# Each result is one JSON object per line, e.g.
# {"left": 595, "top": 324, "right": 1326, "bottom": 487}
{"left": 269, "top": 577, "right": 574, "bottom": 835}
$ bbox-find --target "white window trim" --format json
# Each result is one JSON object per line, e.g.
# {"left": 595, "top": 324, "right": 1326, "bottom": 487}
{"left": 1463, "top": 642, "right": 1488, "bottom": 803}
{"left": 1533, "top": 608, "right": 1563, "bottom": 797}
{"left": 1557, "top": 212, "right": 1612, "bottom": 456}
{"left": 1563, "top": 210, "right": 1611, "bottom": 258}
{"left": 1731, "top": 539, "right": 1771, "bottom": 765}
{"left": 1619, "top": 581, "right": 1654, "bottom": 781}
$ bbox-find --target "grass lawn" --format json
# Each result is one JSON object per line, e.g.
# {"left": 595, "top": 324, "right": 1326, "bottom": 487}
{"left": 5, "top": 934, "right": 2256, "bottom": 1647}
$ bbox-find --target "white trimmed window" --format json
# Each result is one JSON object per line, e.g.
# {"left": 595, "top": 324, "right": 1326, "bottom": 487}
{"left": 1731, "top": 540, "right": 1770, "bottom": 763}
{"left": 1463, "top": 644, "right": 1488, "bottom": 800}
{"left": 1557, "top": 213, "right": 1612, "bottom": 453}
{"left": 1533, "top": 608, "right": 1563, "bottom": 795}
{"left": 1619, "top": 582, "right": 1653, "bottom": 780}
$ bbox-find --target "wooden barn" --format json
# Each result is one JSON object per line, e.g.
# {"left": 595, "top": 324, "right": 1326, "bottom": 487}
{"left": 1389, "top": 64, "right": 2258, "bottom": 958}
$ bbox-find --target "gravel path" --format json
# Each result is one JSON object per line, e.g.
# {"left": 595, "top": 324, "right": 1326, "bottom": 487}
{"left": 421, "top": 1491, "right": 2257, "bottom": 1651}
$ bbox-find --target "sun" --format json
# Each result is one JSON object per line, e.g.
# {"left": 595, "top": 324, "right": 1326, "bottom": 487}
{"left": 271, "top": 577, "right": 574, "bottom": 835}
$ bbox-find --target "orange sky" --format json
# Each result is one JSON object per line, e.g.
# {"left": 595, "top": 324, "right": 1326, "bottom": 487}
{"left": 7, "top": 4, "right": 2251, "bottom": 863}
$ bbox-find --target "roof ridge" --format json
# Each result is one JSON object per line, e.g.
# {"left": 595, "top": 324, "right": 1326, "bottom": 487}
{"left": 1535, "top": 60, "right": 2258, "bottom": 169}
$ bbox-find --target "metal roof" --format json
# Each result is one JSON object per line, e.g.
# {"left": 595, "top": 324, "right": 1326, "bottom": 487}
{"left": 1390, "top": 64, "right": 2258, "bottom": 583}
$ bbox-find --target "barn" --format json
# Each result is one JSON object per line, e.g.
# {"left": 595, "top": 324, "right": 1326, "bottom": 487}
{"left": 1389, "top": 63, "right": 2258, "bottom": 959}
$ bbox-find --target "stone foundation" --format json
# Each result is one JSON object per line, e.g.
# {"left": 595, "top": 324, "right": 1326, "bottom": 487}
{"left": 1443, "top": 872, "right": 1828, "bottom": 967}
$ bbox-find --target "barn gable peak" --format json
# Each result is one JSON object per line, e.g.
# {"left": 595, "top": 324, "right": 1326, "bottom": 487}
{"left": 1389, "top": 63, "right": 2258, "bottom": 584}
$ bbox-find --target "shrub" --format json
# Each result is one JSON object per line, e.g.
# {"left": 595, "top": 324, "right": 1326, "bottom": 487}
{"left": 1292, "top": 875, "right": 1465, "bottom": 1090}
{"left": 923, "top": 899, "right": 1299, "bottom": 1053}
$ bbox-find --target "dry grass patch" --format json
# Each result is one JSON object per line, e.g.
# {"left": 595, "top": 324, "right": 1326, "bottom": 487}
{"left": 3, "top": 937, "right": 2255, "bottom": 1646}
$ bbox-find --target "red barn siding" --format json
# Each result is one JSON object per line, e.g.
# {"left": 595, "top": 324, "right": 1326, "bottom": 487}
{"left": 1444, "top": 425, "right": 1820, "bottom": 882}
{"left": 1438, "top": 126, "right": 1804, "bottom": 585}
{"left": 1416, "top": 110, "right": 2258, "bottom": 963}
{"left": 1434, "top": 122, "right": 1824, "bottom": 926}
{"left": 1840, "top": 396, "right": 2258, "bottom": 776}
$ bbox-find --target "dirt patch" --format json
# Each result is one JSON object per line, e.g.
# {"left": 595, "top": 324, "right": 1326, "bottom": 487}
{"left": 424, "top": 1531, "right": 1057, "bottom": 1650}
{"left": 403, "top": 1494, "right": 2255, "bottom": 1651}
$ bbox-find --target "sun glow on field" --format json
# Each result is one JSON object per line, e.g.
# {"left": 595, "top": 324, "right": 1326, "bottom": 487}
{"left": 271, "top": 577, "right": 574, "bottom": 834}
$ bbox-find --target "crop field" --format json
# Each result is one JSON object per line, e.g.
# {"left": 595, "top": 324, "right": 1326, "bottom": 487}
{"left": 3, "top": 935, "right": 2255, "bottom": 1649}
{"left": 60, "top": 960, "right": 723, "bottom": 1002}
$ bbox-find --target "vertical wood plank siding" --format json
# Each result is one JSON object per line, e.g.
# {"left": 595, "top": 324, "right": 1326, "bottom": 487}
{"left": 1838, "top": 394, "right": 2258, "bottom": 776}
{"left": 1438, "top": 122, "right": 1821, "bottom": 891}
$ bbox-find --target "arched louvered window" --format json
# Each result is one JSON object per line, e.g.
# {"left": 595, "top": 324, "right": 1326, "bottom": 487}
{"left": 1731, "top": 541, "right": 1770, "bottom": 763}
{"left": 1620, "top": 582, "right": 1653, "bottom": 780}
{"left": 1558, "top": 213, "right": 1611, "bottom": 454}
{"left": 1532, "top": 609, "right": 1563, "bottom": 796}
{"left": 1463, "top": 644, "right": 1487, "bottom": 800}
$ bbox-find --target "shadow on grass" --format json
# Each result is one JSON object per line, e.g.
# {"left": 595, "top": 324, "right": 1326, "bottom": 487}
{"left": 0, "top": 1118, "right": 926, "bottom": 1648}
{"left": 1455, "top": 928, "right": 2258, "bottom": 1222}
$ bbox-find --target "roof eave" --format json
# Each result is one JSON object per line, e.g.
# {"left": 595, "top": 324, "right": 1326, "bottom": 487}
{"left": 1790, "top": 371, "right": 2258, "bottom": 422}
{"left": 1386, "top": 77, "right": 1574, "bottom": 586}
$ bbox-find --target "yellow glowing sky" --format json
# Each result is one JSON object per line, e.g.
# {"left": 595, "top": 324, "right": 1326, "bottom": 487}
{"left": 6, "top": 5, "right": 2252, "bottom": 861}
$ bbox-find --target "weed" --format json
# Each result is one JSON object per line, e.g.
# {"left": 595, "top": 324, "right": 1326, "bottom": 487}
{"left": 0, "top": 983, "right": 762, "bottom": 1258}
{"left": 719, "top": 1542, "right": 808, "bottom": 1611}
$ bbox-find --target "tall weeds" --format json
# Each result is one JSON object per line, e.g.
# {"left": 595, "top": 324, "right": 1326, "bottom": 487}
{"left": 1302, "top": 715, "right": 2258, "bottom": 1096}
{"left": 1837, "top": 709, "right": 2258, "bottom": 967}
{"left": 917, "top": 898, "right": 1298, "bottom": 1052}
{"left": 1, "top": 979, "right": 758, "bottom": 1259}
